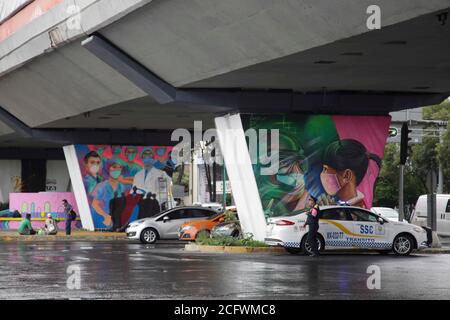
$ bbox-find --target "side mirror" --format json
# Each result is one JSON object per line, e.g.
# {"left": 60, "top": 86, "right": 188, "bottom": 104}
{"left": 163, "top": 216, "right": 170, "bottom": 223}
{"left": 219, "top": 218, "right": 225, "bottom": 223}
{"left": 377, "top": 217, "right": 384, "bottom": 224}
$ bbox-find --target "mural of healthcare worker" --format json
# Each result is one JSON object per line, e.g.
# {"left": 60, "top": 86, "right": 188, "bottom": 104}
{"left": 121, "top": 146, "right": 143, "bottom": 191}
{"left": 246, "top": 114, "right": 390, "bottom": 217}
{"left": 91, "top": 158, "right": 126, "bottom": 228}
{"left": 132, "top": 148, "right": 174, "bottom": 205}
{"left": 74, "top": 145, "right": 176, "bottom": 229}
{"left": 83, "top": 151, "right": 104, "bottom": 194}
{"left": 320, "top": 139, "right": 382, "bottom": 208}
{"left": 94, "top": 145, "right": 110, "bottom": 179}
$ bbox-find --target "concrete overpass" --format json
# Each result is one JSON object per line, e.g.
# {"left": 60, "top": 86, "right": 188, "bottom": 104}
{"left": 0, "top": 0, "right": 449, "bottom": 151}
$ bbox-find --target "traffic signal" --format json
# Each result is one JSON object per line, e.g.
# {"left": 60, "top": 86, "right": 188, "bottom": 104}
{"left": 400, "top": 122, "right": 412, "bottom": 165}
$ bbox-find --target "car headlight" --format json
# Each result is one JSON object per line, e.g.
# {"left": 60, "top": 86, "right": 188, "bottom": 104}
{"left": 413, "top": 227, "right": 425, "bottom": 233}
{"left": 181, "top": 226, "right": 193, "bottom": 232}
{"left": 129, "top": 220, "right": 145, "bottom": 227}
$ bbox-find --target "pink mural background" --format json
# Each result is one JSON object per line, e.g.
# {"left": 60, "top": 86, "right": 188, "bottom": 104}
{"left": 332, "top": 116, "right": 391, "bottom": 208}
{"left": 0, "top": 192, "right": 80, "bottom": 230}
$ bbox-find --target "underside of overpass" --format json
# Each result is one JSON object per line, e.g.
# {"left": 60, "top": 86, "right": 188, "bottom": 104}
{"left": 0, "top": 0, "right": 449, "bottom": 154}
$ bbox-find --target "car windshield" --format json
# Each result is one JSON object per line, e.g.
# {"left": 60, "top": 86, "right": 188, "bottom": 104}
{"left": 375, "top": 208, "right": 398, "bottom": 218}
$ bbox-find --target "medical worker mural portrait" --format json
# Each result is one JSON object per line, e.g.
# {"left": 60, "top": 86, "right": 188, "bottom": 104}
{"left": 73, "top": 145, "right": 176, "bottom": 229}
{"left": 244, "top": 115, "right": 391, "bottom": 217}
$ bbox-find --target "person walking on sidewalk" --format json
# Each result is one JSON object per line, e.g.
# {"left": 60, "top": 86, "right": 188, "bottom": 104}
{"left": 303, "top": 196, "right": 320, "bottom": 257}
{"left": 63, "top": 199, "right": 75, "bottom": 236}
{"left": 18, "top": 214, "right": 36, "bottom": 235}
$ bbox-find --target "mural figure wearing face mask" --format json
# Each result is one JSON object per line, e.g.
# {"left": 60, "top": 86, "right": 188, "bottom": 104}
{"left": 320, "top": 139, "right": 381, "bottom": 208}
{"left": 91, "top": 159, "right": 126, "bottom": 228}
{"left": 83, "top": 151, "right": 104, "bottom": 194}
{"left": 121, "top": 146, "right": 143, "bottom": 190}
{"left": 132, "top": 148, "right": 174, "bottom": 206}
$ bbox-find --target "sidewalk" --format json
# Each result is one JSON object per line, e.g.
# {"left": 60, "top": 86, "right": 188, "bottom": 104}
{"left": 0, "top": 230, "right": 128, "bottom": 242}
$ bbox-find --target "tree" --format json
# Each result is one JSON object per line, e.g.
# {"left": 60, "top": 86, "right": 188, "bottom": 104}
{"left": 423, "top": 99, "right": 450, "bottom": 121}
{"left": 373, "top": 142, "right": 427, "bottom": 209}
{"left": 436, "top": 123, "right": 450, "bottom": 192}
{"left": 373, "top": 144, "right": 399, "bottom": 207}
{"left": 423, "top": 99, "right": 450, "bottom": 193}
{"left": 374, "top": 99, "right": 449, "bottom": 208}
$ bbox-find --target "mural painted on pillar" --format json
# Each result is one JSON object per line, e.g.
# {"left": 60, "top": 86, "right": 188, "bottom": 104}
{"left": 245, "top": 115, "right": 391, "bottom": 217}
{"left": 74, "top": 145, "right": 176, "bottom": 229}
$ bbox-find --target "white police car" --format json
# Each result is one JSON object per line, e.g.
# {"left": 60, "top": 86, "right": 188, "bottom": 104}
{"left": 265, "top": 206, "right": 431, "bottom": 256}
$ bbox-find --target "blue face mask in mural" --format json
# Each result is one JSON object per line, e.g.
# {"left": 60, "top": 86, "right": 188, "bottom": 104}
{"left": 143, "top": 157, "right": 156, "bottom": 167}
{"left": 110, "top": 170, "right": 122, "bottom": 179}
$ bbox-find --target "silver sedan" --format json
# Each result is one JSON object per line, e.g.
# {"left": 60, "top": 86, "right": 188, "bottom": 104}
{"left": 125, "top": 206, "right": 218, "bottom": 244}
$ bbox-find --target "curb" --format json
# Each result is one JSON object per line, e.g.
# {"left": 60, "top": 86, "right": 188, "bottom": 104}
{"left": 184, "top": 243, "right": 286, "bottom": 254}
{"left": 184, "top": 244, "right": 450, "bottom": 255}
{"left": 418, "top": 248, "right": 450, "bottom": 254}
{"left": 0, "top": 232, "right": 128, "bottom": 242}
{"left": 0, "top": 237, "right": 129, "bottom": 242}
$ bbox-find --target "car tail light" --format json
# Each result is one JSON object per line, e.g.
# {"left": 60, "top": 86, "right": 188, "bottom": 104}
{"left": 275, "top": 220, "right": 295, "bottom": 226}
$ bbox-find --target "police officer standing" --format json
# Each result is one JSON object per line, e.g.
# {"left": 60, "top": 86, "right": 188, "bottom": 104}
{"left": 303, "top": 196, "right": 320, "bottom": 257}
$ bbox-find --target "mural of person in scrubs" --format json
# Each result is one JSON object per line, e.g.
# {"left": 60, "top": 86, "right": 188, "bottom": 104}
{"left": 83, "top": 151, "right": 104, "bottom": 194}
{"left": 94, "top": 145, "right": 110, "bottom": 179}
{"left": 132, "top": 148, "right": 173, "bottom": 205}
{"left": 320, "top": 139, "right": 381, "bottom": 208}
{"left": 92, "top": 158, "right": 126, "bottom": 228}
{"left": 121, "top": 146, "right": 143, "bottom": 190}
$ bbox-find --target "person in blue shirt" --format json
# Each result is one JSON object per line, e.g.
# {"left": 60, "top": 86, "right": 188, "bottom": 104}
{"left": 92, "top": 159, "right": 126, "bottom": 228}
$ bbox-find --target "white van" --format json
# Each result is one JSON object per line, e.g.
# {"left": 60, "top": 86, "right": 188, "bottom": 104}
{"left": 411, "top": 194, "right": 450, "bottom": 236}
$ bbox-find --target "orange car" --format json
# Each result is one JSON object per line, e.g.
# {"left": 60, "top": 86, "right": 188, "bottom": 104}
{"left": 178, "top": 213, "right": 226, "bottom": 241}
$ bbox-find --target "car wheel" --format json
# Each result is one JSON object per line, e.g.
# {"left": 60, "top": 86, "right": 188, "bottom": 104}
{"left": 140, "top": 228, "right": 158, "bottom": 244}
{"left": 231, "top": 230, "right": 240, "bottom": 238}
{"left": 392, "top": 234, "right": 414, "bottom": 256}
{"left": 301, "top": 234, "right": 324, "bottom": 255}
{"left": 284, "top": 247, "right": 302, "bottom": 254}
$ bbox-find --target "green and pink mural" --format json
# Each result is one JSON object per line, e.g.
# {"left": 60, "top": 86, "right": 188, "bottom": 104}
{"left": 245, "top": 114, "right": 391, "bottom": 217}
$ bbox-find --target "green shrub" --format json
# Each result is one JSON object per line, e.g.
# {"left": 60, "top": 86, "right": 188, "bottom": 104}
{"left": 223, "top": 209, "right": 237, "bottom": 222}
{"left": 195, "top": 232, "right": 267, "bottom": 247}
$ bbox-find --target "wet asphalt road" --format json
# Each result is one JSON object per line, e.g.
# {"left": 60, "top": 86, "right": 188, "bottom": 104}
{"left": 0, "top": 241, "right": 449, "bottom": 300}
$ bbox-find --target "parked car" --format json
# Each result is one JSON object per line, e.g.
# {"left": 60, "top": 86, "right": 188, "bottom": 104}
{"left": 265, "top": 205, "right": 431, "bottom": 256}
{"left": 371, "top": 207, "right": 400, "bottom": 222}
{"left": 178, "top": 213, "right": 226, "bottom": 241}
{"left": 193, "top": 202, "right": 224, "bottom": 212}
{"left": 411, "top": 194, "right": 450, "bottom": 236}
{"left": 211, "top": 220, "right": 242, "bottom": 238}
{"left": 125, "top": 206, "right": 219, "bottom": 244}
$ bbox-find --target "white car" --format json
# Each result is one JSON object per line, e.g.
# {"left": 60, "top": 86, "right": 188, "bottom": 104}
{"left": 265, "top": 206, "right": 431, "bottom": 256}
{"left": 411, "top": 194, "right": 450, "bottom": 236}
{"left": 371, "top": 207, "right": 400, "bottom": 222}
{"left": 125, "top": 206, "right": 218, "bottom": 244}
